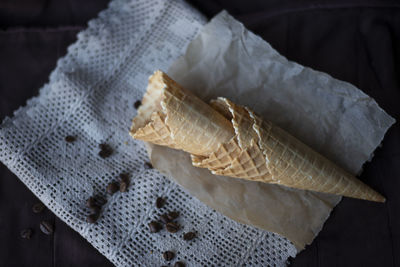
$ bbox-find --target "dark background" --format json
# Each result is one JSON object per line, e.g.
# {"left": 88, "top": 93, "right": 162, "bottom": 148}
{"left": 0, "top": 0, "right": 399, "bottom": 266}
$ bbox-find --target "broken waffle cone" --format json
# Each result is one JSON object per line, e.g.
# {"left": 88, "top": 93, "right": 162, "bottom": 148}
{"left": 130, "top": 70, "right": 385, "bottom": 202}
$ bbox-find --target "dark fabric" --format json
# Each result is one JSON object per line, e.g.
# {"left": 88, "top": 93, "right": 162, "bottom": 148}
{"left": 0, "top": 0, "right": 399, "bottom": 266}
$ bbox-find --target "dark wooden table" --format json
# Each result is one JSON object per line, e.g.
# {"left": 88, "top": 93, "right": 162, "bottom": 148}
{"left": 1, "top": 0, "right": 399, "bottom": 266}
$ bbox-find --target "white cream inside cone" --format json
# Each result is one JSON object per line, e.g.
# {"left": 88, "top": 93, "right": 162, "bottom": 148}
{"left": 130, "top": 70, "right": 385, "bottom": 202}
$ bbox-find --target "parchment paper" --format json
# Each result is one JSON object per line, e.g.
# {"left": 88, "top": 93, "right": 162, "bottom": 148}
{"left": 148, "top": 11, "right": 395, "bottom": 250}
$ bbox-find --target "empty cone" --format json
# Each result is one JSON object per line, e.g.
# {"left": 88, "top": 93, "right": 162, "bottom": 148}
{"left": 130, "top": 70, "right": 385, "bottom": 202}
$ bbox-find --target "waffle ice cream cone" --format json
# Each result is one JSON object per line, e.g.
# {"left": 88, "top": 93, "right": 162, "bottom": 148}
{"left": 130, "top": 70, "right": 385, "bottom": 202}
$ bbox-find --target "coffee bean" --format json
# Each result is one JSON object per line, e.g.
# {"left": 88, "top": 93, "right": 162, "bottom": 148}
{"left": 156, "top": 197, "right": 165, "bottom": 209}
{"left": 88, "top": 195, "right": 107, "bottom": 208}
{"left": 65, "top": 135, "right": 76, "bottom": 143}
{"left": 40, "top": 221, "right": 54, "bottom": 235}
{"left": 148, "top": 221, "right": 162, "bottom": 233}
{"left": 20, "top": 228, "right": 33, "bottom": 239}
{"left": 90, "top": 204, "right": 101, "bottom": 214}
{"left": 144, "top": 162, "right": 153, "bottom": 169}
{"left": 134, "top": 100, "right": 142, "bottom": 109}
{"left": 32, "top": 202, "right": 45, "bottom": 213}
{"left": 98, "top": 143, "right": 113, "bottom": 158}
{"left": 107, "top": 182, "right": 119, "bottom": 195}
{"left": 87, "top": 213, "right": 100, "bottom": 224}
{"left": 99, "top": 143, "right": 109, "bottom": 150}
{"left": 86, "top": 197, "right": 96, "bottom": 208}
{"left": 94, "top": 195, "right": 107, "bottom": 206}
{"left": 119, "top": 181, "right": 128, "bottom": 192}
{"left": 166, "top": 222, "right": 180, "bottom": 233}
{"left": 167, "top": 211, "right": 179, "bottom": 221}
{"left": 119, "top": 173, "right": 130, "bottom": 192}
{"left": 163, "top": 251, "right": 175, "bottom": 261}
{"left": 159, "top": 213, "right": 171, "bottom": 224}
{"left": 99, "top": 149, "right": 112, "bottom": 158}
{"left": 119, "top": 173, "right": 130, "bottom": 183}
{"left": 174, "top": 261, "right": 185, "bottom": 267}
{"left": 183, "top": 232, "right": 196, "bottom": 241}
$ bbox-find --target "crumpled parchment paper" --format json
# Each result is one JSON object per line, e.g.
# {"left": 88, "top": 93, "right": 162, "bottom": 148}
{"left": 147, "top": 11, "right": 395, "bottom": 250}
